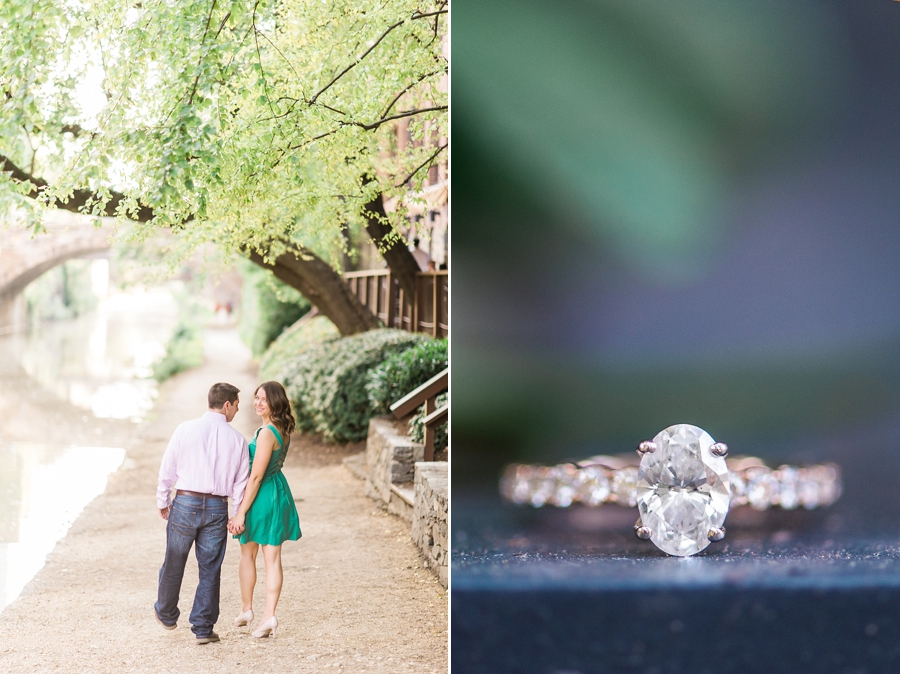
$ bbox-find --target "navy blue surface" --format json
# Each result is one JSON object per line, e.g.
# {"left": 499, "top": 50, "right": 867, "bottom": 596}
{"left": 452, "top": 421, "right": 900, "bottom": 674}
{"left": 453, "top": 496, "right": 900, "bottom": 674}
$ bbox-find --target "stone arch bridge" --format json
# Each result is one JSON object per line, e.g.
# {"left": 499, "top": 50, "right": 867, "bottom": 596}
{"left": 0, "top": 215, "right": 112, "bottom": 301}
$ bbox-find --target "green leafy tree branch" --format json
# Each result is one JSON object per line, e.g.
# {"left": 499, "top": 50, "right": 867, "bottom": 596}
{"left": 0, "top": 0, "right": 447, "bottom": 334}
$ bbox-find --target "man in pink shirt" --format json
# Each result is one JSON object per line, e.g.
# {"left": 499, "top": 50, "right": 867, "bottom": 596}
{"left": 153, "top": 382, "right": 250, "bottom": 644}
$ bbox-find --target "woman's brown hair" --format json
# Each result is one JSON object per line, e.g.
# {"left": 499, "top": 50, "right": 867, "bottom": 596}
{"left": 256, "top": 381, "right": 296, "bottom": 438}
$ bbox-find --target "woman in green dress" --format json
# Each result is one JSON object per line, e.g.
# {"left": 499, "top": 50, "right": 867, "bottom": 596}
{"left": 228, "top": 380, "right": 301, "bottom": 638}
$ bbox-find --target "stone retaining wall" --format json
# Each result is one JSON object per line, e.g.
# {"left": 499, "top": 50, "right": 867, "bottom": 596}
{"left": 360, "top": 416, "right": 448, "bottom": 586}
{"left": 365, "top": 415, "right": 424, "bottom": 503}
{"left": 412, "top": 462, "right": 449, "bottom": 588}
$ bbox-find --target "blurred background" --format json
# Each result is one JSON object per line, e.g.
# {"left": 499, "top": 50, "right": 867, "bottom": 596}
{"left": 452, "top": 0, "right": 900, "bottom": 499}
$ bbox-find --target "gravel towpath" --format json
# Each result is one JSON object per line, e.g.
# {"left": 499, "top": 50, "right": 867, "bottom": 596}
{"left": 0, "top": 327, "right": 447, "bottom": 673}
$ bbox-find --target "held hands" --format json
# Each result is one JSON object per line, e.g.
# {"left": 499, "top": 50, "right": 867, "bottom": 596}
{"left": 162, "top": 504, "right": 244, "bottom": 532}
{"left": 228, "top": 513, "right": 246, "bottom": 535}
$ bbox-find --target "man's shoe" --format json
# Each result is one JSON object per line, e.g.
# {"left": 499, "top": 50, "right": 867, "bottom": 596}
{"left": 196, "top": 631, "right": 220, "bottom": 645}
{"left": 154, "top": 608, "right": 176, "bottom": 630}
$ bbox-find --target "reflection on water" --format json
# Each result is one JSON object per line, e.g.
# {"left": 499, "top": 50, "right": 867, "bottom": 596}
{"left": 11, "top": 289, "right": 177, "bottom": 421}
{"left": 0, "top": 444, "right": 125, "bottom": 609}
{"left": 0, "top": 286, "right": 179, "bottom": 611}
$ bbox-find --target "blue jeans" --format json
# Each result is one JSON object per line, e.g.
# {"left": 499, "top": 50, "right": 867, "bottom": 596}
{"left": 154, "top": 494, "right": 229, "bottom": 638}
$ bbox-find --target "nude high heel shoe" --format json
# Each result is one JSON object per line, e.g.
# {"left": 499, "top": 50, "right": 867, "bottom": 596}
{"left": 252, "top": 615, "right": 278, "bottom": 638}
{"left": 234, "top": 609, "right": 253, "bottom": 627}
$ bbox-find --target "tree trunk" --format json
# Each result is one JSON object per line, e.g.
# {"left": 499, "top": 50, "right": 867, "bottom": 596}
{"left": 363, "top": 192, "right": 421, "bottom": 299}
{"left": 244, "top": 246, "right": 381, "bottom": 335}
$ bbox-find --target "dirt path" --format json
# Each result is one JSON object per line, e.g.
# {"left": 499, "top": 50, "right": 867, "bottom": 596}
{"left": 0, "top": 327, "right": 447, "bottom": 673}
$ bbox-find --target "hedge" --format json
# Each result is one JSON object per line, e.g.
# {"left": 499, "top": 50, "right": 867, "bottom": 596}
{"left": 259, "top": 315, "right": 340, "bottom": 383}
{"left": 280, "top": 329, "right": 429, "bottom": 442}
{"left": 366, "top": 338, "right": 448, "bottom": 413}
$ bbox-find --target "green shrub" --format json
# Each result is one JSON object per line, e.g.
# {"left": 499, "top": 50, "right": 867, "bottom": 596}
{"left": 409, "top": 392, "right": 448, "bottom": 453}
{"left": 282, "top": 329, "right": 429, "bottom": 442}
{"left": 152, "top": 321, "right": 204, "bottom": 382}
{"left": 259, "top": 315, "right": 340, "bottom": 384}
{"left": 367, "top": 338, "right": 448, "bottom": 413}
{"left": 261, "top": 316, "right": 341, "bottom": 432}
{"left": 238, "top": 261, "right": 310, "bottom": 357}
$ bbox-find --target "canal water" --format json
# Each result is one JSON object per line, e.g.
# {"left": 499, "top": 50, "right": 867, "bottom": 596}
{"left": 0, "top": 285, "right": 179, "bottom": 610}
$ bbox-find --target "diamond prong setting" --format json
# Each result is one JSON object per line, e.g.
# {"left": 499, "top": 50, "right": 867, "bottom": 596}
{"left": 634, "top": 519, "right": 652, "bottom": 540}
{"left": 708, "top": 526, "right": 726, "bottom": 542}
{"left": 636, "top": 440, "right": 656, "bottom": 455}
{"left": 710, "top": 442, "right": 729, "bottom": 457}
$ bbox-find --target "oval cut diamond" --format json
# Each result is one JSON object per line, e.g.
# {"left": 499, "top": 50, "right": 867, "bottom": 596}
{"left": 636, "top": 424, "right": 731, "bottom": 556}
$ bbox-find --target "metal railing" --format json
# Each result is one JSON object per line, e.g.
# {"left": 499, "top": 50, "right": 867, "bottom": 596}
{"left": 390, "top": 368, "right": 448, "bottom": 461}
{"left": 344, "top": 269, "right": 448, "bottom": 338}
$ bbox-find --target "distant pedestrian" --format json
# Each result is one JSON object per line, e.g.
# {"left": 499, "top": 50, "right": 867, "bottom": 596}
{"left": 228, "top": 380, "right": 302, "bottom": 638}
{"left": 411, "top": 237, "right": 432, "bottom": 271}
{"left": 154, "top": 383, "right": 249, "bottom": 644}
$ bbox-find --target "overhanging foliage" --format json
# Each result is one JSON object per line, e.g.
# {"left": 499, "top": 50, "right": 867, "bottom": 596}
{"left": 0, "top": 1, "right": 447, "bottom": 332}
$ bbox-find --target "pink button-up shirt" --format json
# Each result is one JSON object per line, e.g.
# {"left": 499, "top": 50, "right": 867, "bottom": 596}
{"left": 156, "top": 411, "right": 250, "bottom": 516}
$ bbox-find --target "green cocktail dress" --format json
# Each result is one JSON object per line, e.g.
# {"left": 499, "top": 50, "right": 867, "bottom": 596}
{"left": 236, "top": 424, "right": 302, "bottom": 546}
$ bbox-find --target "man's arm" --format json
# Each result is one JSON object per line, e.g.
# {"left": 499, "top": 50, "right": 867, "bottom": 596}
{"left": 157, "top": 427, "right": 180, "bottom": 519}
{"left": 230, "top": 436, "right": 251, "bottom": 519}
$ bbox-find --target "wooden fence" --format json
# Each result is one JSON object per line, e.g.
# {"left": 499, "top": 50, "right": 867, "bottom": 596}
{"left": 344, "top": 269, "right": 448, "bottom": 338}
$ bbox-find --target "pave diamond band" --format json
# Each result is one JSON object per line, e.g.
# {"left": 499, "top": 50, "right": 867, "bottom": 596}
{"left": 500, "top": 457, "right": 842, "bottom": 511}
{"left": 499, "top": 423, "right": 842, "bottom": 557}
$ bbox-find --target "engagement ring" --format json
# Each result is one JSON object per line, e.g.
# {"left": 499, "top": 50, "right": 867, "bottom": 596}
{"left": 500, "top": 423, "right": 841, "bottom": 557}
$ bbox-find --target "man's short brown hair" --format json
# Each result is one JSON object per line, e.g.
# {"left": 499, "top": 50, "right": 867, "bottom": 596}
{"left": 208, "top": 383, "right": 240, "bottom": 409}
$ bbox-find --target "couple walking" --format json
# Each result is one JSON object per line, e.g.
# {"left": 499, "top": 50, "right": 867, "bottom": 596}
{"left": 153, "top": 381, "right": 301, "bottom": 644}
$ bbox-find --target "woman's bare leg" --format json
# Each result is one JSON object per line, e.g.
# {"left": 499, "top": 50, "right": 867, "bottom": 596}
{"left": 239, "top": 542, "right": 260, "bottom": 612}
{"left": 260, "top": 544, "right": 283, "bottom": 619}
